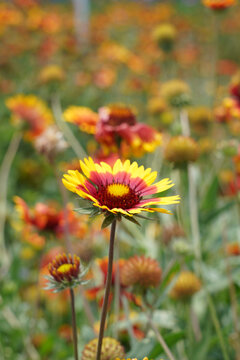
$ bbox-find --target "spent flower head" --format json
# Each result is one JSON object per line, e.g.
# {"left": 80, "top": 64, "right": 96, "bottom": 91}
{"left": 82, "top": 337, "right": 125, "bottom": 360}
{"left": 120, "top": 256, "right": 162, "bottom": 288}
{"left": 44, "top": 253, "right": 88, "bottom": 292}
{"left": 34, "top": 125, "right": 68, "bottom": 160}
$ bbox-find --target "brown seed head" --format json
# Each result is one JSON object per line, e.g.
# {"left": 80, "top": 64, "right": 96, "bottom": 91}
{"left": 120, "top": 256, "right": 162, "bottom": 288}
{"left": 81, "top": 337, "right": 125, "bottom": 360}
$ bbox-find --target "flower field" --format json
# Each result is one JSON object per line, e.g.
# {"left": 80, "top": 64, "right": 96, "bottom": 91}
{"left": 1, "top": 0, "right": 240, "bottom": 359}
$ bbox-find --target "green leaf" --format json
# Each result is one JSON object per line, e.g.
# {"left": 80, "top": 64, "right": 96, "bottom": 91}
{"left": 200, "top": 201, "right": 234, "bottom": 224}
{"left": 201, "top": 176, "right": 219, "bottom": 211}
{"left": 123, "top": 215, "right": 141, "bottom": 227}
{"left": 101, "top": 214, "right": 116, "bottom": 229}
{"left": 90, "top": 207, "right": 101, "bottom": 218}
{"left": 135, "top": 213, "right": 154, "bottom": 221}
{"left": 74, "top": 207, "right": 93, "bottom": 215}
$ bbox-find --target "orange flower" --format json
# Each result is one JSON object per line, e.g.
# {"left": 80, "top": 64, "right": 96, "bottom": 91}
{"left": 203, "top": 0, "right": 236, "bottom": 10}
{"left": 226, "top": 242, "right": 240, "bottom": 256}
{"left": 6, "top": 94, "right": 53, "bottom": 140}
{"left": 14, "top": 197, "right": 61, "bottom": 233}
{"left": 64, "top": 106, "right": 99, "bottom": 134}
{"left": 170, "top": 271, "right": 201, "bottom": 300}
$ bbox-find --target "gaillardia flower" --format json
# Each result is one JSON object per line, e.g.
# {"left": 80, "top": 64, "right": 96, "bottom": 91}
{"left": 6, "top": 94, "right": 53, "bottom": 140}
{"left": 64, "top": 106, "right": 99, "bottom": 134}
{"left": 45, "top": 253, "right": 88, "bottom": 292}
{"left": 82, "top": 337, "right": 125, "bottom": 360}
{"left": 202, "top": 0, "right": 236, "bottom": 10}
{"left": 62, "top": 157, "right": 180, "bottom": 224}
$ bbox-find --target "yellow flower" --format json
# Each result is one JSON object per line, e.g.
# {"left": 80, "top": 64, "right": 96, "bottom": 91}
{"left": 38, "top": 64, "right": 65, "bottom": 84}
{"left": 164, "top": 136, "right": 199, "bottom": 165}
{"left": 62, "top": 157, "right": 180, "bottom": 219}
{"left": 170, "top": 271, "right": 201, "bottom": 300}
{"left": 64, "top": 106, "right": 98, "bottom": 134}
{"left": 152, "top": 23, "right": 176, "bottom": 52}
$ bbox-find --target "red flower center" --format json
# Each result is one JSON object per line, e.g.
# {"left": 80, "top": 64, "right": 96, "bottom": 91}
{"left": 96, "top": 183, "right": 140, "bottom": 209}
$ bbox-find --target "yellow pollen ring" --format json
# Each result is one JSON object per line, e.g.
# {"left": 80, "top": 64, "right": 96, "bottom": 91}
{"left": 107, "top": 183, "right": 130, "bottom": 197}
{"left": 57, "top": 263, "right": 73, "bottom": 274}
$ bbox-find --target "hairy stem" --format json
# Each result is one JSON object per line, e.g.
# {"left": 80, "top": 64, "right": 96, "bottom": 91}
{"left": 96, "top": 220, "right": 117, "bottom": 360}
{"left": 70, "top": 289, "right": 79, "bottom": 360}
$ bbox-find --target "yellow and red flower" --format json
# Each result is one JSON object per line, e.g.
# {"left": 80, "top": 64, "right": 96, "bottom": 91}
{"left": 14, "top": 197, "right": 88, "bottom": 238}
{"left": 14, "top": 196, "right": 62, "bottom": 233}
{"left": 6, "top": 94, "right": 53, "bottom": 140}
{"left": 203, "top": 0, "right": 236, "bottom": 10}
{"left": 62, "top": 157, "right": 180, "bottom": 219}
{"left": 95, "top": 105, "right": 162, "bottom": 157}
{"left": 46, "top": 253, "right": 88, "bottom": 292}
{"left": 64, "top": 106, "right": 99, "bottom": 134}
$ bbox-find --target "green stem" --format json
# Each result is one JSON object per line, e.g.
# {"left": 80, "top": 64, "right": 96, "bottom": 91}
{"left": 70, "top": 289, "right": 79, "bottom": 360}
{"left": 0, "top": 132, "right": 22, "bottom": 278}
{"left": 147, "top": 315, "right": 176, "bottom": 360}
{"left": 179, "top": 109, "right": 230, "bottom": 358}
{"left": 96, "top": 220, "right": 117, "bottom": 360}
{"left": 51, "top": 96, "right": 87, "bottom": 159}
{"left": 207, "top": 294, "right": 230, "bottom": 360}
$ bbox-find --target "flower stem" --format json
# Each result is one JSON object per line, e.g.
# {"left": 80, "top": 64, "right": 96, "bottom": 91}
{"left": 0, "top": 132, "right": 22, "bottom": 279}
{"left": 70, "top": 288, "right": 79, "bottom": 360}
{"left": 113, "top": 237, "right": 120, "bottom": 339}
{"left": 207, "top": 294, "right": 230, "bottom": 360}
{"left": 147, "top": 315, "right": 176, "bottom": 360}
{"left": 51, "top": 95, "right": 87, "bottom": 159}
{"left": 96, "top": 219, "right": 117, "bottom": 360}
